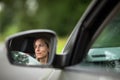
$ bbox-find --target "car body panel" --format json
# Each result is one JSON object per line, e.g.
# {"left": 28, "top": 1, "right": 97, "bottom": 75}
{"left": 58, "top": 65, "right": 120, "bottom": 80}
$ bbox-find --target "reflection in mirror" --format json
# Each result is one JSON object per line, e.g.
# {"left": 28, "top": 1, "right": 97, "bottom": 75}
{"left": 11, "top": 51, "right": 40, "bottom": 65}
{"left": 34, "top": 38, "right": 49, "bottom": 64}
{"left": 6, "top": 30, "right": 57, "bottom": 66}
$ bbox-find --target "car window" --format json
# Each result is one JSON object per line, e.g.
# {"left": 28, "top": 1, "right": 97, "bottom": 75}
{"left": 81, "top": 9, "right": 120, "bottom": 72}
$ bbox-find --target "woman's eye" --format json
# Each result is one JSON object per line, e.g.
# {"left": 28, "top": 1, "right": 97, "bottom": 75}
{"left": 39, "top": 44, "right": 44, "bottom": 47}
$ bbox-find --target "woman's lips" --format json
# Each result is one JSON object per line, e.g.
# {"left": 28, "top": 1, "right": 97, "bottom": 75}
{"left": 36, "top": 52, "right": 42, "bottom": 54}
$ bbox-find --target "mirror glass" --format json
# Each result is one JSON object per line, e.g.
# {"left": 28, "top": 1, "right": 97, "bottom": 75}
{"left": 6, "top": 30, "right": 57, "bottom": 66}
{"left": 11, "top": 51, "right": 40, "bottom": 65}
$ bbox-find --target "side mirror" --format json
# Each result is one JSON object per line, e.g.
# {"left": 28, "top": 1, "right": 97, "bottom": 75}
{"left": 5, "top": 29, "right": 57, "bottom": 66}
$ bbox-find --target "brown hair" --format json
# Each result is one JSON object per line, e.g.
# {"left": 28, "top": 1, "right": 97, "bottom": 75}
{"left": 33, "top": 38, "right": 49, "bottom": 48}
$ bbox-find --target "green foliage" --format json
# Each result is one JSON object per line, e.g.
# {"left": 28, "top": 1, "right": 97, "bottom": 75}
{"left": 0, "top": 0, "right": 91, "bottom": 38}
{"left": 0, "top": 24, "right": 19, "bottom": 41}
{"left": 57, "top": 37, "right": 67, "bottom": 54}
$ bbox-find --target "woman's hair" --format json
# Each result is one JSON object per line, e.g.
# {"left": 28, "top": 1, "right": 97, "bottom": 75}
{"left": 33, "top": 38, "right": 49, "bottom": 48}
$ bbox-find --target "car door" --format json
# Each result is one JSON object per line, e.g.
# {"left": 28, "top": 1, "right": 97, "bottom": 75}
{"left": 53, "top": 0, "right": 120, "bottom": 80}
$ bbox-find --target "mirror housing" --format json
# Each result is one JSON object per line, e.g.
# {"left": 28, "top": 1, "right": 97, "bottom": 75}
{"left": 5, "top": 29, "right": 57, "bottom": 67}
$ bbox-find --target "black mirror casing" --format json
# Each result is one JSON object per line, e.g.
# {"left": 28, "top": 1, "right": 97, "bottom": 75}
{"left": 5, "top": 29, "right": 57, "bottom": 67}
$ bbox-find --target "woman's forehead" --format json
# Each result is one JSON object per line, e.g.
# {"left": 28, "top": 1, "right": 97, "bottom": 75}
{"left": 35, "top": 39, "right": 45, "bottom": 43}
{"left": 34, "top": 38, "right": 49, "bottom": 48}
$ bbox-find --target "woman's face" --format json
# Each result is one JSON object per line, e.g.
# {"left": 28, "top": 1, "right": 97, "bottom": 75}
{"left": 34, "top": 39, "right": 49, "bottom": 60}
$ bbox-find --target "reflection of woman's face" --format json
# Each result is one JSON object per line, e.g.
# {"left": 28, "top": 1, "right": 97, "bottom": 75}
{"left": 34, "top": 39, "right": 49, "bottom": 60}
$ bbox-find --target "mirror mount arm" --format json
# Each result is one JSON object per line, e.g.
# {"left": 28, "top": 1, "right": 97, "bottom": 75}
{"left": 52, "top": 53, "right": 71, "bottom": 68}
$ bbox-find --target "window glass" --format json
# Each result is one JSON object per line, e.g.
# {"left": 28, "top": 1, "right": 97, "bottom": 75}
{"left": 82, "top": 10, "right": 120, "bottom": 72}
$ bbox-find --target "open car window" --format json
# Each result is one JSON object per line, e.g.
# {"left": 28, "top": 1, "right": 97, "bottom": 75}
{"left": 82, "top": 8, "right": 120, "bottom": 72}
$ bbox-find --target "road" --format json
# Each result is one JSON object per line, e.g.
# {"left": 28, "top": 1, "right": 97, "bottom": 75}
{"left": 0, "top": 43, "right": 4, "bottom": 51}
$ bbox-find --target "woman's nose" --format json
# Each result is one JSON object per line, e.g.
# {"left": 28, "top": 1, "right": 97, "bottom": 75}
{"left": 36, "top": 47, "right": 40, "bottom": 51}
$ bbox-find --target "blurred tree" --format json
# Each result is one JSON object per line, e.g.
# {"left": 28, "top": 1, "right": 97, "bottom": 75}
{"left": 0, "top": 0, "right": 91, "bottom": 38}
